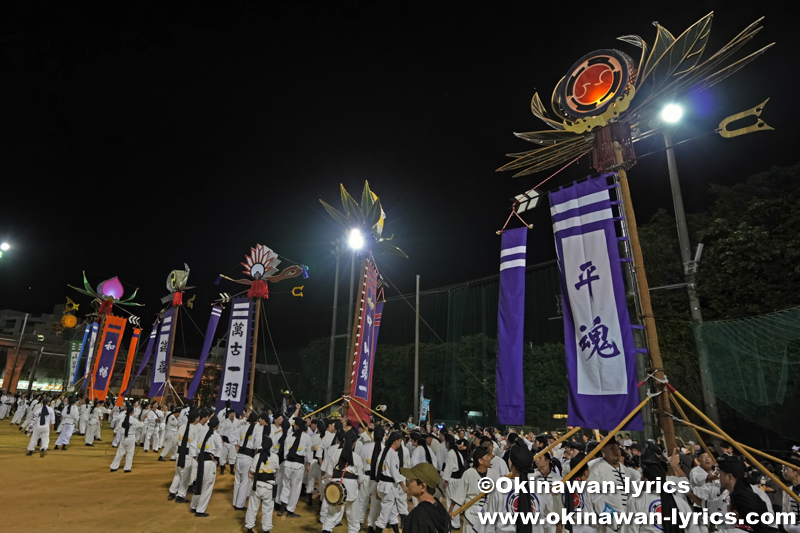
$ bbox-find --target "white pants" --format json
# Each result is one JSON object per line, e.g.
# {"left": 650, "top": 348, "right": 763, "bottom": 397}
{"left": 160, "top": 431, "right": 176, "bottom": 459}
{"left": 21, "top": 414, "right": 34, "bottom": 431}
{"left": 375, "top": 483, "right": 399, "bottom": 529}
{"left": 233, "top": 454, "right": 255, "bottom": 508}
{"left": 359, "top": 479, "right": 375, "bottom": 524}
{"left": 306, "top": 461, "right": 322, "bottom": 494}
{"left": 323, "top": 479, "right": 360, "bottom": 533}
{"left": 280, "top": 464, "right": 305, "bottom": 513}
{"left": 156, "top": 424, "right": 165, "bottom": 449}
{"left": 169, "top": 459, "right": 192, "bottom": 497}
{"left": 27, "top": 424, "right": 50, "bottom": 451}
{"left": 367, "top": 481, "right": 381, "bottom": 527}
{"left": 143, "top": 425, "right": 156, "bottom": 451}
{"left": 0, "top": 404, "right": 7, "bottom": 418}
{"left": 11, "top": 408, "right": 26, "bottom": 424}
{"left": 84, "top": 420, "right": 100, "bottom": 444}
{"left": 245, "top": 482, "right": 275, "bottom": 532}
{"left": 219, "top": 442, "right": 237, "bottom": 466}
{"left": 190, "top": 460, "right": 216, "bottom": 513}
{"left": 395, "top": 481, "right": 409, "bottom": 517}
{"left": 79, "top": 415, "right": 87, "bottom": 434}
{"left": 446, "top": 480, "right": 462, "bottom": 529}
{"left": 55, "top": 423, "right": 75, "bottom": 446}
{"left": 110, "top": 434, "right": 136, "bottom": 471}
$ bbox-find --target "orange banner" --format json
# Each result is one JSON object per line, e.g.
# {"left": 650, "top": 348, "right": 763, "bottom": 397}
{"left": 115, "top": 328, "right": 141, "bottom": 407}
{"left": 90, "top": 315, "right": 127, "bottom": 401}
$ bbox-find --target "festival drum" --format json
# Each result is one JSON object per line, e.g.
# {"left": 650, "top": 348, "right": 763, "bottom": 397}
{"left": 324, "top": 482, "right": 347, "bottom": 505}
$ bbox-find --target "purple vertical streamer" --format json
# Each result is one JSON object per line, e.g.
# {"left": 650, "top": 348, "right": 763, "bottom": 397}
{"left": 496, "top": 227, "right": 527, "bottom": 425}
{"left": 123, "top": 320, "right": 158, "bottom": 397}
{"left": 186, "top": 305, "right": 224, "bottom": 399}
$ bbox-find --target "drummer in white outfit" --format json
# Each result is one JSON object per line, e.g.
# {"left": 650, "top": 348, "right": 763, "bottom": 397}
{"left": 322, "top": 430, "right": 366, "bottom": 533}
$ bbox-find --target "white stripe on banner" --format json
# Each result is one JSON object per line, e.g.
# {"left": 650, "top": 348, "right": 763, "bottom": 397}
{"left": 550, "top": 190, "right": 608, "bottom": 215}
{"left": 563, "top": 229, "right": 627, "bottom": 395}
{"left": 232, "top": 310, "right": 248, "bottom": 317}
{"left": 500, "top": 259, "right": 526, "bottom": 271}
{"left": 163, "top": 316, "right": 172, "bottom": 324}
{"left": 500, "top": 246, "right": 526, "bottom": 257}
{"left": 553, "top": 208, "right": 613, "bottom": 233}
{"left": 233, "top": 303, "right": 249, "bottom": 309}
{"left": 161, "top": 325, "right": 171, "bottom": 333}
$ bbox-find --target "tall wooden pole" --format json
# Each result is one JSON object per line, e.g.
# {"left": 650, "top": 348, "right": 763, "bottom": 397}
{"left": 344, "top": 258, "right": 368, "bottom": 421}
{"left": 614, "top": 141, "right": 677, "bottom": 453}
{"left": 248, "top": 297, "right": 262, "bottom": 409}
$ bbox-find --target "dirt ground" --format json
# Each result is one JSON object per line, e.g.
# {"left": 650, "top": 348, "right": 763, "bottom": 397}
{"left": 1, "top": 421, "right": 334, "bottom": 533}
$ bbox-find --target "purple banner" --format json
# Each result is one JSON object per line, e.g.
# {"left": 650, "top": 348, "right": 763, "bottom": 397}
{"left": 123, "top": 320, "right": 158, "bottom": 397}
{"left": 81, "top": 322, "right": 100, "bottom": 390}
{"left": 187, "top": 305, "right": 224, "bottom": 399}
{"left": 71, "top": 323, "right": 91, "bottom": 386}
{"left": 150, "top": 307, "right": 177, "bottom": 398}
{"left": 550, "top": 175, "right": 642, "bottom": 431}
{"left": 496, "top": 227, "right": 527, "bottom": 425}
{"left": 215, "top": 297, "right": 255, "bottom": 414}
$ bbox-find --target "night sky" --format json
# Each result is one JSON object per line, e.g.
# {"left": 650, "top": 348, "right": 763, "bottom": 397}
{"left": 1, "top": 1, "right": 796, "bottom": 354}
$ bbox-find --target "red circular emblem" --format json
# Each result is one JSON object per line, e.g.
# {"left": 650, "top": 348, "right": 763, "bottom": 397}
{"left": 560, "top": 49, "right": 635, "bottom": 119}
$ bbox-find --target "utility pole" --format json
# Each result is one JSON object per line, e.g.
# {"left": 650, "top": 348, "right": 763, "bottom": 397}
{"left": 614, "top": 141, "right": 677, "bottom": 453}
{"left": 663, "top": 130, "right": 720, "bottom": 425}
{"left": 7, "top": 313, "right": 28, "bottom": 393}
{"left": 327, "top": 241, "right": 342, "bottom": 403}
{"left": 27, "top": 347, "right": 44, "bottom": 394}
{"left": 414, "top": 275, "right": 420, "bottom": 422}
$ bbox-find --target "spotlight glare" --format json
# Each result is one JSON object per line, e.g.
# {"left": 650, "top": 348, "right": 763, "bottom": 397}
{"left": 347, "top": 230, "right": 364, "bottom": 250}
{"left": 661, "top": 104, "right": 683, "bottom": 123}
{"left": 0, "top": 243, "right": 9, "bottom": 251}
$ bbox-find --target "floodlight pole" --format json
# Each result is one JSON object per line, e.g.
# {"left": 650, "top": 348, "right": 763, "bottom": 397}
{"left": 344, "top": 252, "right": 356, "bottom": 392}
{"left": 663, "top": 130, "right": 720, "bottom": 425}
{"left": 327, "top": 245, "right": 342, "bottom": 403}
{"left": 614, "top": 141, "right": 677, "bottom": 454}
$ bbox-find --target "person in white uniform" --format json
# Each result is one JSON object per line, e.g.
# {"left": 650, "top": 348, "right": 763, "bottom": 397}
{"left": 621, "top": 446, "right": 700, "bottom": 533}
{"left": 360, "top": 425, "right": 383, "bottom": 529}
{"left": 245, "top": 433, "right": 278, "bottom": 533}
{"left": 484, "top": 442, "right": 561, "bottom": 533}
{"left": 233, "top": 411, "right": 265, "bottom": 510}
{"left": 374, "top": 430, "right": 405, "bottom": 533}
{"left": 190, "top": 415, "right": 222, "bottom": 517}
{"left": 110, "top": 404, "right": 143, "bottom": 472}
{"left": 159, "top": 408, "right": 181, "bottom": 461}
{"left": 155, "top": 404, "right": 167, "bottom": 451}
{"left": 11, "top": 394, "right": 27, "bottom": 425}
{"left": 54, "top": 395, "right": 80, "bottom": 450}
{"left": 276, "top": 418, "right": 311, "bottom": 518}
{"left": 169, "top": 408, "right": 200, "bottom": 502}
{"left": 26, "top": 397, "right": 55, "bottom": 457}
{"left": 84, "top": 399, "right": 103, "bottom": 445}
{"left": 453, "top": 445, "right": 500, "bottom": 533}
{"left": 442, "top": 434, "right": 468, "bottom": 530}
{"left": 322, "top": 430, "right": 366, "bottom": 533}
{"left": 305, "top": 419, "right": 323, "bottom": 504}
{"left": 587, "top": 438, "right": 641, "bottom": 532}
{"left": 142, "top": 402, "right": 159, "bottom": 452}
{"left": 78, "top": 397, "right": 90, "bottom": 435}
{"left": 218, "top": 409, "right": 238, "bottom": 475}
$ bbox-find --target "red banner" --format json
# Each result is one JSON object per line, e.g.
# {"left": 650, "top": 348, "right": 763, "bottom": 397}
{"left": 115, "top": 328, "right": 141, "bottom": 407}
{"left": 90, "top": 315, "right": 127, "bottom": 401}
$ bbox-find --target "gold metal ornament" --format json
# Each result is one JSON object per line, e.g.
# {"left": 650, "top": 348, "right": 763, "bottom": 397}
{"left": 718, "top": 98, "right": 773, "bottom": 138}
